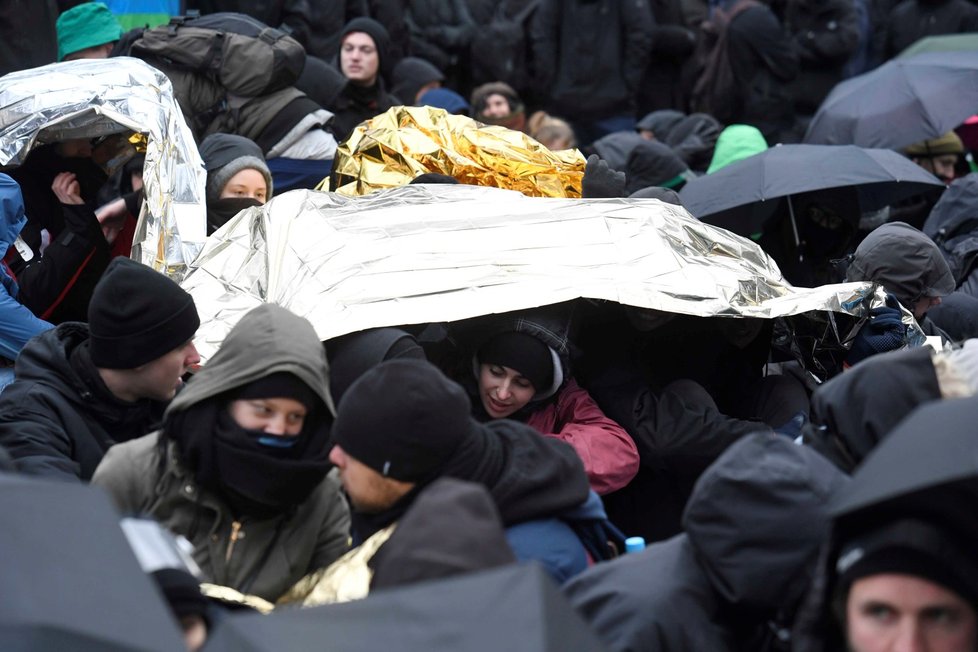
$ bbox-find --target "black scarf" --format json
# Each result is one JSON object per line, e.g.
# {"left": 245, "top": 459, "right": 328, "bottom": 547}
{"left": 165, "top": 399, "right": 333, "bottom": 519}
{"left": 207, "top": 197, "right": 262, "bottom": 235}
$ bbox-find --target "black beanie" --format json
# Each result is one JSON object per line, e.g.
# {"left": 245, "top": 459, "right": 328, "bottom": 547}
{"left": 331, "top": 358, "right": 477, "bottom": 483}
{"left": 88, "top": 258, "right": 200, "bottom": 369}
{"left": 151, "top": 568, "right": 209, "bottom": 622}
{"left": 339, "top": 17, "right": 390, "bottom": 77}
{"left": 477, "top": 331, "right": 554, "bottom": 393}
{"left": 233, "top": 371, "right": 319, "bottom": 413}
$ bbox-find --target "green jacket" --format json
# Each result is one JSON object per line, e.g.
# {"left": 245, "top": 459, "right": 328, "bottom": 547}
{"left": 706, "top": 124, "right": 769, "bottom": 174}
{"left": 93, "top": 303, "right": 349, "bottom": 601}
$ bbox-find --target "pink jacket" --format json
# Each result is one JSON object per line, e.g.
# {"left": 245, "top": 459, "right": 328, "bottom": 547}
{"left": 526, "top": 378, "right": 640, "bottom": 495}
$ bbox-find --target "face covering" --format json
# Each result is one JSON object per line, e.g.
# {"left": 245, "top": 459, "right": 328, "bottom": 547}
{"left": 207, "top": 197, "right": 262, "bottom": 235}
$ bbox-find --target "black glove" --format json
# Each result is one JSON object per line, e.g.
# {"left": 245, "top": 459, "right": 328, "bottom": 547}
{"left": 845, "top": 295, "right": 908, "bottom": 367}
{"left": 582, "top": 154, "right": 626, "bottom": 199}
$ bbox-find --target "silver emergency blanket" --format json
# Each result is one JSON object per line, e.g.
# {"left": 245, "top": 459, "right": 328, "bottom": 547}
{"left": 181, "top": 184, "right": 891, "bottom": 362}
{"left": 0, "top": 57, "right": 206, "bottom": 278}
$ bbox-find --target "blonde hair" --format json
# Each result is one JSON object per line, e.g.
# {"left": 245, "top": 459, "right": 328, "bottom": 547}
{"left": 528, "top": 111, "right": 576, "bottom": 150}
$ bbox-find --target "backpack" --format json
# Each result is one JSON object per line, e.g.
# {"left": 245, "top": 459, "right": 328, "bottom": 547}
{"left": 130, "top": 12, "right": 305, "bottom": 98}
{"left": 470, "top": 1, "right": 540, "bottom": 92}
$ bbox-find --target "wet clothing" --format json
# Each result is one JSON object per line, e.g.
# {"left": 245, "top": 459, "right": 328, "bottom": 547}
{"left": 707, "top": 124, "right": 768, "bottom": 174}
{"left": 785, "top": 0, "right": 860, "bottom": 115}
{"left": 880, "top": 0, "right": 978, "bottom": 60}
{"left": 924, "top": 173, "right": 978, "bottom": 300}
{"left": 564, "top": 433, "right": 848, "bottom": 652}
{"left": 0, "top": 324, "right": 165, "bottom": 481}
{"left": 530, "top": 0, "right": 653, "bottom": 124}
{"left": 93, "top": 304, "right": 349, "bottom": 602}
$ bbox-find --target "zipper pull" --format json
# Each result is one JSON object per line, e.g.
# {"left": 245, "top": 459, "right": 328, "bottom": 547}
{"left": 225, "top": 520, "right": 244, "bottom": 563}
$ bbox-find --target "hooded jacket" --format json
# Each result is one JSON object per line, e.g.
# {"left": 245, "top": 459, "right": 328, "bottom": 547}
{"left": 707, "top": 124, "right": 769, "bottom": 174}
{"left": 563, "top": 433, "right": 848, "bottom": 652}
{"left": 662, "top": 113, "right": 722, "bottom": 173}
{"left": 390, "top": 56, "right": 445, "bottom": 106}
{"left": 924, "top": 173, "right": 978, "bottom": 299}
{"left": 847, "top": 221, "right": 956, "bottom": 336}
{"left": 0, "top": 323, "right": 164, "bottom": 481}
{"left": 881, "top": 0, "right": 978, "bottom": 60}
{"left": 785, "top": 0, "right": 860, "bottom": 115}
{"left": 92, "top": 304, "right": 350, "bottom": 602}
{"left": 591, "top": 131, "right": 648, "bottom": 173}
{"left": 329, "top": 17, "right": 399, "bottom": 142}
{"left": 625, "top": 141, "right": 692, "bottom": 194}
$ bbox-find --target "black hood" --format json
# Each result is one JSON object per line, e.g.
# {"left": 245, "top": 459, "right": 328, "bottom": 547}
{"left": 625, "top": 141, "right": 689, "bottom": 195}
{"left": 663, "top": 113, "right": 722, "bottom": 173}
{"left": 589, "top": 131, "right": 646, "bottom": 173}
{"left": 390, "top": 57, "right": 444, "bottom": 106}
{"left": 847, "top": 221, "right": 955, "bottom": 309}
{"left": 296, "top": 55, "right": 347, "bottom": 110}
{"left": 682, "top": 432, "right": 849, "bottom": 614}
{"left": 636, "top": 109, "right": 686, "bottom": 139}
{"left": 924, "top": 172, "right": 978, "bottom": 283}
{"left": 326, "top": 327, "right": 425, "bottom": 404}
{"left": 339, "top": 17, "right": 391, "bottom": 79}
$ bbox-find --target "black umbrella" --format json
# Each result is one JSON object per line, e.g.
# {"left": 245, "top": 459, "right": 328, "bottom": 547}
{"left": 804, "top": 50, "right": 978, "bottom": 149}
{"left": 678, "top": 144, "right": 943, "bottom": 237}
{"left": 203, "top": 564, "right": 609, "bottom": 652}
{"left": 0, "top": 473, "right": 185, "bottom": 652}
{"left": 829, "top": 397, "right": 978, "bottom": 535}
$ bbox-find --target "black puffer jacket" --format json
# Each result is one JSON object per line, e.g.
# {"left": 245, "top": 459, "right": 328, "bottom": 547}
{"left": 530, "top": 0, "right": 654, "bottom": 121}
{"left": 784, "top": 0, "right": 859, "bottom": 115}
{"left": 0, "top": 324, "right": 165, "bottom": 481}
{"left": 563, "top": 433, "right": 848, "bottom": 652}
{"left": 881, "top": 0, "right": 978, "bottom": 60}
{"left": 924, "top": 173, "right": 978, "bottom": 299}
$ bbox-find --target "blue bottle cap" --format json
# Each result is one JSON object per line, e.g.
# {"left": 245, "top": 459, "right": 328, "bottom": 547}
{"left": 625, "top": 536, "right": 645, "bottom": 553}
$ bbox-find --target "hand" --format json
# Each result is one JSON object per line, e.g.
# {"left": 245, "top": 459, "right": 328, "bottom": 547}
{"left": 582, "top": 154, "right": 626, "bottom": 198}
{"left": 845, "top": 296, "right": 908, "bottom": 367}
{"left": 51, "top": 172, "right": 84, "bottom": 205}
{"left": 95, "top": 197, "right": 129, "bottom": 244}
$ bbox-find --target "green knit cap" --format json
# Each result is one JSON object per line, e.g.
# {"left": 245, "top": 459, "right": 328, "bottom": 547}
{"left": 57, "top": 2, "right": 123, "bottom": 61}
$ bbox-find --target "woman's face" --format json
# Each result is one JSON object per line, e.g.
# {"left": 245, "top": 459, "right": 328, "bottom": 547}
{"left": 229, "top": 397, "right": 307, "bottom": 436}
{"left": 220, "top": 168, "right": 267, "bottom": 203}
{"left": 477, "top": 363, "right": 535, "bottom": 419}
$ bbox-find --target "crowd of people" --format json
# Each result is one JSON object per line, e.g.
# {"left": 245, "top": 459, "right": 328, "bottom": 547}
{"left": 2, "top": 1, "right": 978, "bottom": 652}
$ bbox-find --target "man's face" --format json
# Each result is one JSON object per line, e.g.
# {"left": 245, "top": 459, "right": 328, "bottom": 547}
{"left": 846, "top": 573, "right": 977, "bottom": 652}
{"left": 340, "top": 32, "right": 379, "bottom": 87}
{"left": 915, "top": 154, "right": 959, "bottom": 184}
{"left": 328, "top": 445, "right": 414, "bottom": 513}
{"left": 482, "top": 93, "right": 511, "bottom": 119}
{"left": 127, "top": 339, "right": 200, "bottom": 402}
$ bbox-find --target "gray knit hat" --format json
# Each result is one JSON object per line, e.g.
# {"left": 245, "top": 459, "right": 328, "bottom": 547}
{"left": 198, "top": 134, "right": 273, "bottom": 205}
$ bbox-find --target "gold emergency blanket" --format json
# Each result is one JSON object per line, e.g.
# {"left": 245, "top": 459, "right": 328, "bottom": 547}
{"left": 327, "top": 106, "right": 586, "bottom": 197}
{"left": 180, "top": 184, "right": 884, "bottom": 363}
{"left": 0, "top": 57, "right": 206, "bottom": 279}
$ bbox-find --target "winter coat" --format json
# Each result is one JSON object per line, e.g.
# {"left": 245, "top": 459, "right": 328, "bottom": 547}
{"left": 726, "top": 4, "right": 799, "bottom": 143}
{"left": 0, "top": 324, "right": 166, "bottom": 481}
{"left": 847, "top": 221, "right": 956, "bottom": 314}
{"left": 624, "top": 141, "right": 691, "bottom": 193}
{"left": 563, "top": 432, "right": 849, "bottom": 652}
{"left": 784, "top": 0, "right": 860, "bottom": 115}
{"left": 923, "top": 173, "right": 978, "bottom": 299}
{"left": 880, "top": 0, "right": 978, "bottom": 60}
{"left": 662, "top": 113, "right": 722, "bottom": 173}
{"left": 0, "top": 0, "right": 57, "bottom": 76}
{"left": 92, "top": 304, "right": 349, "bottom": 602}
{"left": 404, "top": 0, "right": 476, "bottom": 72}
{"left": 527, "top": 378, "right": 640, "bottom": 495}
{"left": 638, "top": 0, "right": 697, "bottom": 112}
{"left": 591, "top": 131, "right": 648, "bottom": 173}
{"left": 805, "top": 346, "right": 942, "bottom": 472}
{"left": 531, "top": 0, "right": 654, "bottom": 121}
{"left": 707, "top": 124, "right": 768, "bottom": 173}
{"left": 93, "top": 434, "right": 350, "bottom": 602}
{"left": 328, "top": 18, "right": 399, "bottom": 142}
{"left": 0, "top": 177, "right": 54, "bottom": 361}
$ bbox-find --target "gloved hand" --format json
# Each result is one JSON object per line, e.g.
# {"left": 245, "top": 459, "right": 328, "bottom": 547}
{"left": 845, "top": 295, "right": 908, "bottom": 367}
{"left": 582, "top": 154, "right": 626, "bottom": 198}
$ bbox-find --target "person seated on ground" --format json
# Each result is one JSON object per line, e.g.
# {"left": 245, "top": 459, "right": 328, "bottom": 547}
{"left": 0, "top": 257, "right": 199, "bottom": 481}
{"left": 846, "top": 221, "right": 956, "bottom": 340}
{"left": 793, "top": 398, "right": 978, "bottom": 652}
{"left": 924, "top": 172, "right": 978, "bottom": 301}
{"left": 323, "top": 358, "right": 622, "bottom": 585}
{"left": 527, "top": 111, "right": 577, "bottom": 151}
{"left": 470, "top": 82, "right": 527, "bottom": 133}
{"left": 657, "top": 113, "right": 721, "bottom": 174}
{"left": 390, "top": 56, "right": 444, "bottom": 106}
{"left": 564, "top": 432, "right": 848, "bottom": 652}
{"left": 887, "top": 131, "right": 961, "bottom": 229}
{"left": 56, "top": 1, "right": 121, "bottom": 62}
{"left": 624, "top": 141, "right": 694, "bottom": 194}
{"left": 576, "top": 303, "right": 809, "bottom": 542}
{"left": 198, "top": 134, "right": 273, "bottom": 235}
{"left": 803, "top": 341, "right": 978, "bottom": 472}
{"left": 465, "top": 321, "right": 639, "bottom": 496}
{"left": 329, "top": 18, "right": 398, "bottom": 143}
{"left": 92, "top": 303, "right": 351, "bottom": 602}
{"left": 635, "top": 109, "right": 686, "bottom": 142}
{"left": 326, "top": 327, "right": 426, "bottom": 407}
{"left": 0, "top": 175, "right": 54, "bottom": 390}
{"left": 706, "top": 124, "right": 769, "bottom": 174}
{"left": 417, "top": 87, "right": 470, "bottom": 116}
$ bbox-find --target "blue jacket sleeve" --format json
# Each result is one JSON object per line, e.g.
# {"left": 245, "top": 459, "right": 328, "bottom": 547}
{"left": 0, "top": 288, "right": 52, "bottom": 361}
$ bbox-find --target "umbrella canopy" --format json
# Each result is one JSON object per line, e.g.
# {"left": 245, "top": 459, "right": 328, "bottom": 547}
{"left": 804, "top": 51, "right": 978, "bottom": 149}
{"left": 829, "top": 397, "right": 978, "bottom": 539}
{"left": 898, "top": 33, "right": 978, "bottom": 59}
{"left": 0, "top": 474, "right": 185, "bottom": 651}
{"left": 203, "top": 564, "right": 608, "bottom": 652}
{"left": 678, "top": 144, "right": 943, "bottom": 235}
